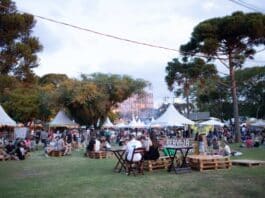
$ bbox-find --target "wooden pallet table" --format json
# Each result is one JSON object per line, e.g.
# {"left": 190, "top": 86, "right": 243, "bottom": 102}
{"left": 188, "top": 155, "right": 232, "bottom": 172}
{"left": 144, "top": 156, "right": 170, "bottom": 171}
{"left": 49, "top": 150, "right": 63, "bottom": 157}
{"left": 88, "top": 151, "right": 107, "bottom": 159}
{"left": 232, "top": 160, "right": 265, "bottom": 167}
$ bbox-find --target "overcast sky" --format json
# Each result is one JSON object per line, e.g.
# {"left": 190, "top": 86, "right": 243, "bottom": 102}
{"left": 14, "top": 0, "right": 265, "bottom": 107}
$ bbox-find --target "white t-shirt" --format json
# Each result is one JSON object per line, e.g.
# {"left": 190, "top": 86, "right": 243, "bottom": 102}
{"left": 224, "top": 145, "right": 231, "bottom": 156}
{"left": 94, "top": 139, "right": 100, "bottom": 152}
{"left": 126, "top": 138, "right": 143, "bottom": 162}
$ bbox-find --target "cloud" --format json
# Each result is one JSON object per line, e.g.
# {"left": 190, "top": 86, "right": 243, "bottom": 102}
{"left": 14, "top": 0, "right": 265, "bottom": 107}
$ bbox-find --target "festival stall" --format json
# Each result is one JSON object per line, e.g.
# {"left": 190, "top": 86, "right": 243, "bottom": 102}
{"left": 49, "top": 110, "right": 79, "bottom": 130}
{"left": 0, "top": 105, "right": 17, "bottom": 140}
{"left": 151, "top": 104, "right": 194, "bottom": 127}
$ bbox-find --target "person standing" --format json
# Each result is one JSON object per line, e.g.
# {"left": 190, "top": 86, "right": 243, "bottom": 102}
{"left": 40, "top": 129, "right": 48, "bottom": 148}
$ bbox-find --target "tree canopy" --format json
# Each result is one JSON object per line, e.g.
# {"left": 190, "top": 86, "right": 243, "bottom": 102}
{"left": 180, "top": 11, "right": 265, "bottom": 142}
{"left": 0, "top": 0, "right": 43, "bottom": 83}
{"left": 196, "top": 66, "right": 265, "bottom": 120}
{"left": 165, "top": 57, "right": 217, "bottom": 117}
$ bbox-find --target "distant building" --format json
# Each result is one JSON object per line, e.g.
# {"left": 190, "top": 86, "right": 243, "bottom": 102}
{"left": 117, "top": 93, "right": 154, "bottom": 120}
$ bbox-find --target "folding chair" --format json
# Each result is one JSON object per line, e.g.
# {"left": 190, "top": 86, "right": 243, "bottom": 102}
{"left": 126, "top": 147, "right": 145, "bottom": 176}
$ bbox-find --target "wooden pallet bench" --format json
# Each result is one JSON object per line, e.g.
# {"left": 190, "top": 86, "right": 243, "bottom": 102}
{"left": 88, "top": 151, "right": 107, "bottom": 159}
{"left": 144, "top": 156, "right": 170, "bottom": 171}
{"left": 0, "top": 154, "right": 8, "bottom": 161}
{"left": 48, "top": 150, "right": 63, "bottom": 157}
{"left": 232, "top": 160, "right": 265, "bottom": 167}
{"left": 188, "top": 155, "right": 231, "bottom": 172}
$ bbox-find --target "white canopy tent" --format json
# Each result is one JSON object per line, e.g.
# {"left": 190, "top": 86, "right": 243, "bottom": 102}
{"left": 152, "top": 104, "right": 194, "bottom": 127}
{"left": 250, "top": 120, "right": 265, "bottom": 128}
{"left": 115, "top": 122, "right": 127, "bottom": 128}
{"left": 0, "top": 105, "right": 16, "bottom": 127}
{"left": 199, "top": 119, "right": 224, "bottom": 127}
{"left": 136, "top": 119, "right": 146, "bottom": 128}
{"left": 128, "top": 117, "right": 146, "bottom": 128}
{"left": 49, "top": 110, "right": 78, "bottom": 128}
{"left": 102, "top": 117, "right": 115, "bottom": 128}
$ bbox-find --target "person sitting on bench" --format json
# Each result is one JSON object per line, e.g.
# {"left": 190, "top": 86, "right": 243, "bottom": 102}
{"left": 86, "top": 136, "right": 100, "bottom": 153}
{"left": 142, "top": 135, "right": 160, "bottom": 160}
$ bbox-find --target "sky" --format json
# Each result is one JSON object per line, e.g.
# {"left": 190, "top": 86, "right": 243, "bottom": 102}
{"left": 14, "top": 0, "right": 265, "bottom": 107}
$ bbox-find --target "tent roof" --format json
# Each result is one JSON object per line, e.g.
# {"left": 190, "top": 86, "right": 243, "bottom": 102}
{"left": 115, "top": 122, "right": 127, "bottom": 128}
{"left": 153, "top": 104, "right": 194, "bottom": 126}
{"left": 0, "top": 105, "right": 16, "bottom": 127}
{"left": 102, "top": 117, "right": 114, "bottom": 128}
{"left": 250, "top": 120, "right": 265, "bottom": 127}
{"left": 199, "top": 119, "right": 224, "bottom": 127}
{"left": 49, "top": 110, "right": 78, "bottom": 128}
{"left": 128, "top": 117, "right": 146, "bottom": 128}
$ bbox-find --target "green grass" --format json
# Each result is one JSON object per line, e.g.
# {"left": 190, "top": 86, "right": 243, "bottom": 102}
{"left": 0, "top": 145, "right": 265, "bottom": 198}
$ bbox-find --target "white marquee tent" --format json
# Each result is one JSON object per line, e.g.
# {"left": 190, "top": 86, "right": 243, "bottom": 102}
{"left": 49, "top": 110, "right": 78, "bottom": 128}
{"left": 115, "top": 122, "right": 127, "bottom": 128}
{"left": 0, "top": 105, "right": 16, "bottom": 127}
{"left": 128, "top": 117, "right": 146, "bottom": 128}
{"left": 250, "top": 120, "right": 265, "bottom": 128}
{"left": 199, "top": 119, "right": 224, "bottom": 127}
{"left": 152, "top": 104, "right": 194, "bottom": 127}
{"left": 102, "top": 117, "right": 114, "bottom": 128}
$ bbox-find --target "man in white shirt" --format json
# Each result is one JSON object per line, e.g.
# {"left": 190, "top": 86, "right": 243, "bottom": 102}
{"left": 224, "top": 143, "right": 231, "bottom": 156}
{"left": 125, "top": 133, "right": 143, "bottom": 162}
{"left": 94, "top": 138, "right": 100, "bottom": 152}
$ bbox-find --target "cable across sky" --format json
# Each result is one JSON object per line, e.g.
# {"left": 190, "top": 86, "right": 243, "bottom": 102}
{"left": 0, "top": 3, "right": 264, "bottom": 63}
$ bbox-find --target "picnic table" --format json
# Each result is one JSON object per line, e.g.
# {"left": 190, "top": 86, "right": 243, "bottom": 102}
{"left": 164, "top": 145, "right": 193, "bottom": 174}
{"left": 111, "top": 149, "right": 126, "bottom": 173}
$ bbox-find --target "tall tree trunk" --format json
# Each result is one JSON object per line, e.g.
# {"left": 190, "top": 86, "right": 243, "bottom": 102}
{"left": 185, "top": 79, "right": 190, "bottom": 119}
{"left": 186, "top": 95, "right": 190, "bottom": 119}
{"left": 256, "top": 105, "right": 260, "bottom": 118}
{"left": 229, "top": 60, "right": 241, "bottom": 142}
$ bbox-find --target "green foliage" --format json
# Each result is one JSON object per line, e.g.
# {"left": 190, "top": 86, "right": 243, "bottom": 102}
{"left": 236, "top": 66, "right": 265, "bottom": 118}
{"left": 165, "top": 57, "right": 217, "bottom": 115}
{"left": 196, "top": 77, "right": 232, "bottom": 120}
{"left": 2, "top": 87, "right": 40, "bottom": 122}
{"left": 181, "top": 11, "right": 265, "bottom": 65}
{"left": 0, "top": 0, "right": 43, "bottom": 82}
{"left": 69, "top": 73, "right": 148, "bottom": 127}
{"left": 196, "top": 67, "right": 265, "bottom": 119}
{"left": 180, "top": 11, "right": 265, "bottom": 141}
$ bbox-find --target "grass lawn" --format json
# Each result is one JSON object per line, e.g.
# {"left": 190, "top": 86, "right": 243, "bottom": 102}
{"left": 0, "top": 145, "right": 264, "bottom": 198}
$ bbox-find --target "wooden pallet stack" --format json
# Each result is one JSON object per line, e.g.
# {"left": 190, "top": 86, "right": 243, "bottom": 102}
{"left": 144, "top": 156, "right": 170, "bottom": 171}
{"left": 49, "top": 150, "right": 63, "bottom": 157}
{"left": 188, "top": 155, "right": 231, "bottom": 172}
{"left": 232, "top": 160, "right": 265, "bottom": 167}
{"left": 88, "top": 151, "right": 107, "bottom": 159}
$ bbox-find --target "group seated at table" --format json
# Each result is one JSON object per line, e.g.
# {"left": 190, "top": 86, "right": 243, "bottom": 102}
{"left": 123, "top": 132, "right": 162, "bottom": 175}
{"left": 45, "top": 136, "right": 71, "bottom": 156}
{"left": 85, "top": 135, "right": 112, "bottom": 155}
{"left": 0, "top": 139, "right": 30, "bottom": 161}
{"left": 86, "top": 136, "right": 101, "bottom": 154}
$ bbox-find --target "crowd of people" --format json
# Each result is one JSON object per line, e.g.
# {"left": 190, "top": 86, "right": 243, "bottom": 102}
{"left": 86, "top": 130, "right": 160, "bottom": 162}
{"left": 0, "top": 138, "right": 30, "bottom": 160}
{"left": 0, "top": 123, "right": 264, "bottom": 162}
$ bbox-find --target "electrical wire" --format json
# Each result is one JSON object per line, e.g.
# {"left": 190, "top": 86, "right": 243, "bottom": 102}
{"left": 228, "top": 0, "right": 264, "bottom": 13}
{"left": 237, "top": 0, "right": 265, "bottom": 12}
{"left": 0, "top": 3, "right": 264, "bottom": 62}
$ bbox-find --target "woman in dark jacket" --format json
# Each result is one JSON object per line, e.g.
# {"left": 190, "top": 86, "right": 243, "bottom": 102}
{"left": 143, "top": 135, "right": 160, "bottom": 160}
{"left": 16, "top": 141, "right": 26, "bottom": 160}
